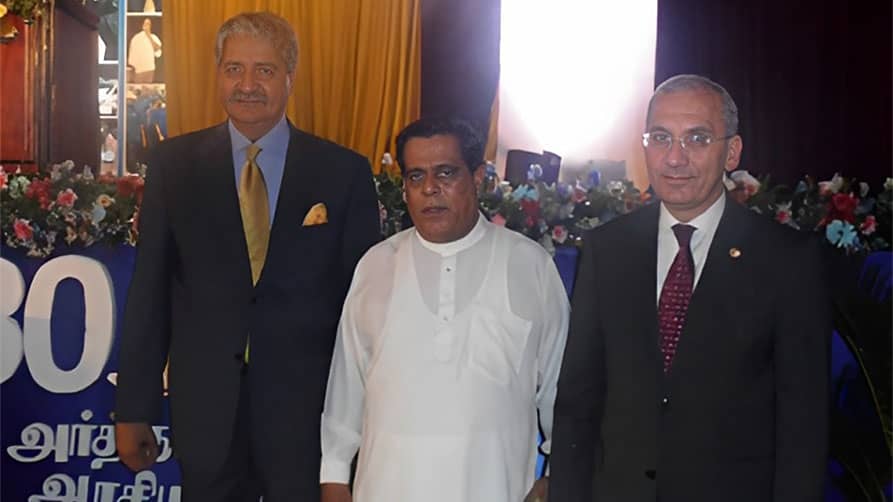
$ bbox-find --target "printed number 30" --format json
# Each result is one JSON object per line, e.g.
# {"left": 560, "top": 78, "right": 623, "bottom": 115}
{"left": 1, "top": 256, "right": 115, "bottom": 393}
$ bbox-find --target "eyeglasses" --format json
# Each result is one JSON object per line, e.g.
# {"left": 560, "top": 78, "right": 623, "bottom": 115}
{"left": 642, "top": 131, "right": 734, "bottom": 151}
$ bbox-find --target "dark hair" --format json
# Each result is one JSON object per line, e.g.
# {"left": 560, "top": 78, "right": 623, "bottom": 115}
{"left": 395, "top": 117, "right": 485, "bottom": 173}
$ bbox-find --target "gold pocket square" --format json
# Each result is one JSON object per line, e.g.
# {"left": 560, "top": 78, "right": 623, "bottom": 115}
{"left": 303, "top": 202, "right": 328, "bottom": 226}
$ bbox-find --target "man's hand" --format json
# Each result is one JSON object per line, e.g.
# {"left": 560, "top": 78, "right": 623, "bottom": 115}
{"left": 320, "top": 483, "right": 352, "bottom": 502}
{"left": 524, "top": 477, "right": 549, "bottom": 502}
{"left": 115, "top": 422, "right": 159, "bottom": 472}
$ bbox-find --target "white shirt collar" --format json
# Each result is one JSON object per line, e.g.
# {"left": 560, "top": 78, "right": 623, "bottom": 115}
{"left": 415, "top": 212, "right": 488, "bottom": 257}
{"left": 658, "top": 191, "right": 726, "bottom": 237}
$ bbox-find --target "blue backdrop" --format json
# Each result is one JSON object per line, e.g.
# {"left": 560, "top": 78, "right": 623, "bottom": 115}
{"left": 1, "top": 244, "right": 182, "bottom": 501}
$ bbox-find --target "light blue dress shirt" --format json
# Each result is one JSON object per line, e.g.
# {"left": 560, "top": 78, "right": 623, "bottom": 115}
{"left": 229, "top": 115, "right": 290, "bottom": 226}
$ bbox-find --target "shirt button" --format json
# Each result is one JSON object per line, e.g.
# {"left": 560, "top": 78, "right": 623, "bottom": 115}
{"left": 445, "top": 266, "right": 452, "bottom": 272}
{"left": 661, "top": 396, "right": 670, "bottom": 407}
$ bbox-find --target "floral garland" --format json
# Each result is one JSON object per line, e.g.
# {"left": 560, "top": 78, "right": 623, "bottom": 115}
{"left": 2, "top": 160, "right": 889, "bottom": 258}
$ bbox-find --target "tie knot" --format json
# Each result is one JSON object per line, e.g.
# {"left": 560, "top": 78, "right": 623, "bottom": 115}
{"left": 672, "top": 223, "right": 696, "bottom": 247}
{"left": 246, "top": 143, "right": 262, "bottom": 162}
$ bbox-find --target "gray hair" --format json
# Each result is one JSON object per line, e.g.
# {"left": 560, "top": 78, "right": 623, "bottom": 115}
{"left": 646, "top": 74, "right": 739, "bottom": 136}
{"left": 215, "top": 12, "right": 299, "bottom": 75}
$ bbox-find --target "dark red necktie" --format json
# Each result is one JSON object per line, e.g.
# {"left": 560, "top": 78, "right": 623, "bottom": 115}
{"left": 658, "top": 224, "right": 696, "bottom": 373}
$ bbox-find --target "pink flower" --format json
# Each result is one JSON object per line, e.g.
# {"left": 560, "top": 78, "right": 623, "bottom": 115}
{"left": 0, "top": 172, "right": 7, "bottom": 190}
{"left": 551, "top": 225, "right": 568, "bottom": 244}
{"left": 13, "top": 219, "right": 33, "bottom": 241}
{"left": 860, "top": 215, "right": 877, "bottom": 235}
{"left": 571, "top": 186, "right": 588, "bottom": 203}
{"left": 56, "top": 188, "right": 78, "bottom": 208}
{"left": 491, "top": 213, "right": 506, "bottom": 227}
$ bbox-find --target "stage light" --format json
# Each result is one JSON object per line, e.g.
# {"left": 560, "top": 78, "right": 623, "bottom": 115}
{"left": 498, "top": 0, "right": 657, "bottom": 184}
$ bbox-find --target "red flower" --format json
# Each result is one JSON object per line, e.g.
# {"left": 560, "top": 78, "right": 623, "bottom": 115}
{"left": 520, "top": 199, "right": 541, "bottom": 219}
{"left": 0, "top": 172, "right": 7, "bottom": 190}
{"left": 775, "top": 209, "right": 792, "bottom": 224}
{"left": 826, "top": 193, "right": 859, "bottom": 223}
{"left": 56, "top": 188, "right": 78, "bottom": 208}
{"left": 860, "top": 215, "right": 877, "bottom": 235}
{"left": 116, "top": 175, "right": 146, "bottom": 203}
{"left": 13, "top": 219, "right": 34, "bottom": 241}
{"left": 25, "top": 178, "right": 53, "bottom": 209}
{"left": 18, "top": 164, "right": 38, "bottom": 175}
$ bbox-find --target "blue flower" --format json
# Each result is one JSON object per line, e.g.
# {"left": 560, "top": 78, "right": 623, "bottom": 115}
{"left": 511, "top": 184, "right": 539, "bottom": 201}
{"left": 825, "top": 219, "right": 858, "bottom": 248}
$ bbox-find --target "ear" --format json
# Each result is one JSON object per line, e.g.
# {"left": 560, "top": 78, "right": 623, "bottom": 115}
{"left": 473, "top": 164, "right": 486, "bottom": 185}
{"left": 724, "top": 135, "right": 743, "bottom": 172}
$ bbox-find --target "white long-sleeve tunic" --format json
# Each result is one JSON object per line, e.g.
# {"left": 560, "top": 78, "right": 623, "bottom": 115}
{"left": 320, "top": 214, "right": 570, "bottom": 501}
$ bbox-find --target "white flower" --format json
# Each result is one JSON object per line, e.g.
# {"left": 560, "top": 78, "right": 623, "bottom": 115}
{"left": 730, "top": 170, "right": 761, "bottom": 195}
{"left": 7, "top": 176, "right": 30, "bottom": 199}
{"left": 885, "top": 178, "right": 893, "bottom": 191}
{"left": 859, "top": 182, "right": 870, "bottom": 198}
{"left": 819, "top": 173, "right": 844, "bottom": 195}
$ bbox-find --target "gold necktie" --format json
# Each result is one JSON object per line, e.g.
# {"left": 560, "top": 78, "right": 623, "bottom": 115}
{"left": 239, "top": 143, "right": 270, "bottom": 285}
{"left": 239, "top": 144, "right": 268, "bottom": 364}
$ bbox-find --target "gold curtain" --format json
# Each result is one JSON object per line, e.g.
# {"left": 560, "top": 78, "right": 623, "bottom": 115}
{"left": 163, "top": 0, "right": 420, "bottom": 171}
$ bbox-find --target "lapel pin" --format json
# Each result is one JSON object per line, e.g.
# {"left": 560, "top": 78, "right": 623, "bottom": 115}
{"left": 729, "top": 247, "right": 742, "bottom": 259}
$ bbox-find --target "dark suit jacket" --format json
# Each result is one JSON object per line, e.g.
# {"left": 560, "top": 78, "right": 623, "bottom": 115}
{"left": 114, "top": 123, "right": 380, "bottom": 492}
{"left": 550, "top": 197, "right": 830, "bottom": 502}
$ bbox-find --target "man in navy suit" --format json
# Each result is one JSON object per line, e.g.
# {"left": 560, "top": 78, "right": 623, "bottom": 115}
{"left": 114, "top": 12, "right": 380, "bottom": 501}
{"left": 549, "top": 74, "right": 830, "bottom": 501}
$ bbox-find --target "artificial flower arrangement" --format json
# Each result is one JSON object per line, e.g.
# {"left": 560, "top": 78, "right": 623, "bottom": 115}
{"left": 376, "top": 157, "right": 891, "bottom": 255}
{"left": 727, "top": 170, "right": 892, "bottom": 253}
{"left": 2, "top": 159, "right": 889, "bottom": 258}
{"left": 1, "top": 161, "right": 143, "bottom": 257}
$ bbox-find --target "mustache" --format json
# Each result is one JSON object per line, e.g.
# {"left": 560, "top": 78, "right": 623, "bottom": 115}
{"left": 229, "top": 91, "right": 267, "bottom": 103}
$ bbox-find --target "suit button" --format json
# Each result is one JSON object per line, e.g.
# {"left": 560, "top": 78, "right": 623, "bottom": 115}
{"left": 233, "top": 352, "right": 244, "bottom": 361}
{"left": 250, "top": 296, "right": 258, "bottom": 304}
{"left": 645, "top": 469, "right": 656, "bottom": 480}
{"left": 661, "top": 396, "right": 670, "bottom": 407}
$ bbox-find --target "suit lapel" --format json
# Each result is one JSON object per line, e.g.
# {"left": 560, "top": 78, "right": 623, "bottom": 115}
{"left": 626, "top": 204, "right": 664, "bottom": 380}
{"left": 194, "top": 123, "right": 254, "bottom": 288}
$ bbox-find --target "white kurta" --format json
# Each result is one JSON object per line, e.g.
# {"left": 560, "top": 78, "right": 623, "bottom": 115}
{"left": 128, "top": 31, "right": 162, "bottom": 74}
{"left": 321, "top": 214, "right": 570, "bottom": 501}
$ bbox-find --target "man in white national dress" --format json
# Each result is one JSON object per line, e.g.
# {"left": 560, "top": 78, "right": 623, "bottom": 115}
{"left": 320, "top": 117, "right": 570, "bottom": 502}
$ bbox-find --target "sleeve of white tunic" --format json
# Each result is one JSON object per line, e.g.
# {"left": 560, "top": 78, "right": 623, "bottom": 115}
{"left": 507, "top": 239, "right": 571, "bottom": 461}
{"left": 320, "top": 241, "right": 394, "bottom": 484}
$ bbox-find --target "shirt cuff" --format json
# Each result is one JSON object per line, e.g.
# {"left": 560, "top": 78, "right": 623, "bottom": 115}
{"left": 320, "top": 458, "right": 352, "bottom": 485}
